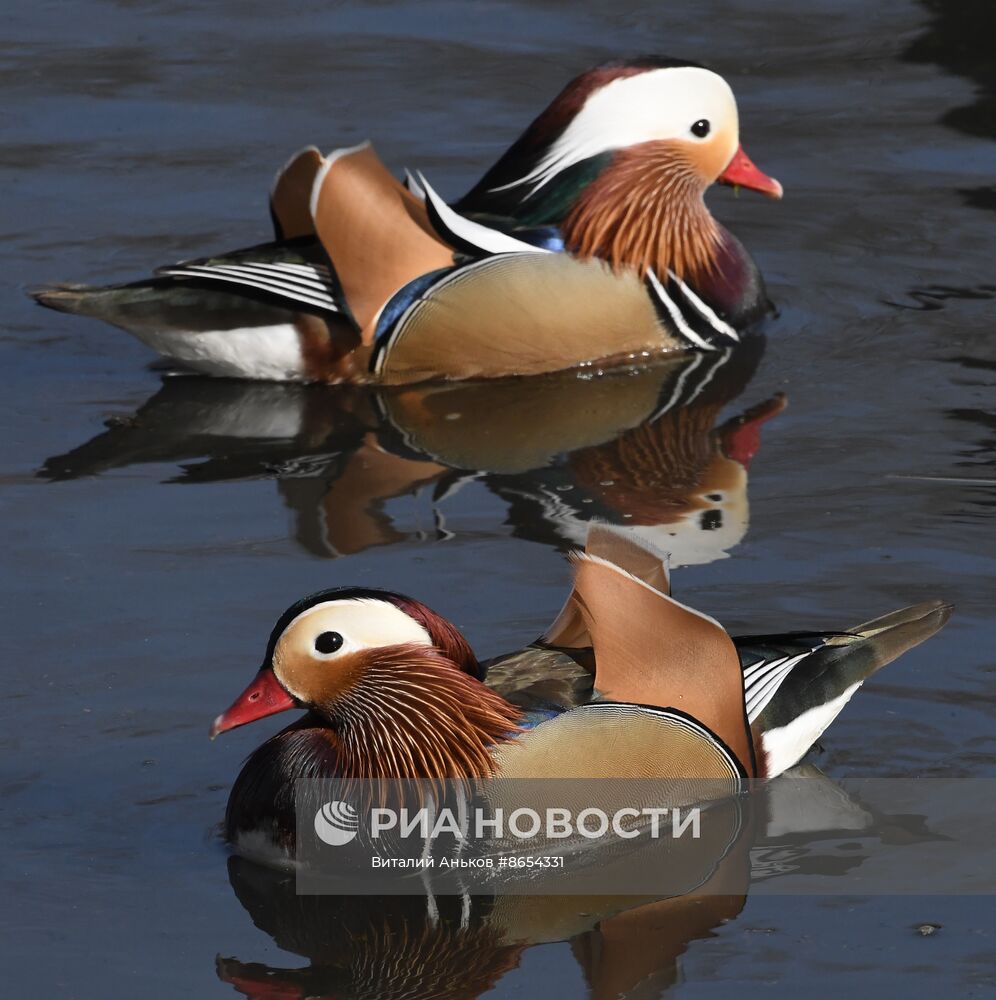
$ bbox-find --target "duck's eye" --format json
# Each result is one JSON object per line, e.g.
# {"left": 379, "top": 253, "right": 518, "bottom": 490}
{"left": 691, "top": 119, "right": 711, "bottom": 138}
{"left": 314, "top": 631, "right": 344, "bottom": 655}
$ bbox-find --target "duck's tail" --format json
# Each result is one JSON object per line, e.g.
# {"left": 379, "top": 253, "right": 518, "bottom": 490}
{"left": 30, "top": 280, "right": 204, "bottom": 330}
{"left": 738, "top": 599, "right": 952, "bottom": 779}
{"left": 30, "top": 280, "right": 204, "bottom": 344}
{"left": 31, "top": 282, "right": 117, "bottom": 318}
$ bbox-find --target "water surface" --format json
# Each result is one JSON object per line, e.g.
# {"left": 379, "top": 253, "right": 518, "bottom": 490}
{"left": 3, "top": 0, "right": 995, "bottom": 995}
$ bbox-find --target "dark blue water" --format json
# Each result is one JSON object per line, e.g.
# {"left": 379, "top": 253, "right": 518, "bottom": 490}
{"left": 3, "top": 0, "right": 995, "bottom": 995}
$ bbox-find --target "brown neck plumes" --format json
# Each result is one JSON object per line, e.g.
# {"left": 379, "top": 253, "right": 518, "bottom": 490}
{"left": 323, "top": 644, "right": 522, "bottom": 780}
{"left": 562, "top": 142, "right": 720, "bottom": 282}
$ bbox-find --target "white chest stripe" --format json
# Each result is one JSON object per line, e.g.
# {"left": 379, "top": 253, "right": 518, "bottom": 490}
{"left": 667, "top": 270, "right": 739, "bottom": 341}
{"left": 646, "top": 269, "right": 715, "bottom": 350}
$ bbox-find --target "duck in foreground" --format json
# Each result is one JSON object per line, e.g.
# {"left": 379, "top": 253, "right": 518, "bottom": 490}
{"left": 211, "top": 526, "right": 950, "bottom": 864}
{"left": 34, "top": 58, "right": 782, "bottom": 385}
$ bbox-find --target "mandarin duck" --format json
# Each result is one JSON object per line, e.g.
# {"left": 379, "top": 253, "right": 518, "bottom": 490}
{"left": 210, "top": 526, "right": 949, "bottom": 865}
{"left": 34, "top": 58, "right": 782, "bottom": 385}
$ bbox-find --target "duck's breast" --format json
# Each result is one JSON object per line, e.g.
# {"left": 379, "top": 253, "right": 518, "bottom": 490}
{"left": 372, "top": 253, "right": 681, "bottom": 384}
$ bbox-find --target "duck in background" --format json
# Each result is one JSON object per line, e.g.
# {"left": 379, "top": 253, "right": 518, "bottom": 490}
{"left": 39, "top": 346, "right": 782, "bottom": 567}
{"left": 33, "top": 58, "right": 781, "bottom": 384}
{"left": 209, "top": 525, "right": 950, "bottom": 865}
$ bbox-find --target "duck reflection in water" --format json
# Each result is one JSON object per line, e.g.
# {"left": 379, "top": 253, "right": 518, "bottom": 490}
{"left": 219, "top": 858, "right": 749, "bottom": 1000}
{"left": 41, "top": 343, "right": 783, "bottom": 568}
{"left": 218, "top": 788, "right": 759, "bottom": 1000}
{"left": 216, "top": 767, "right": 934, "bottom": 1000}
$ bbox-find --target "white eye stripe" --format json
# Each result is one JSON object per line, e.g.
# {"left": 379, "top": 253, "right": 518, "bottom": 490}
{"left": 491, "top": 67, "right": 738, "bottom": 196}
{"left": 281, "top": 599, "right": 433, "bottom": 659}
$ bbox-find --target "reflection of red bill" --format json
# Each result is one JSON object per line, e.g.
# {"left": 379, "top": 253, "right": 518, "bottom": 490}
{"left": 216, "top": 957, "right": 302, "bottom": 1000}
{"left": 718, "top": 144, "right": 783, "bottom": 200}
{"left": 719, "top": 393, "right": 787, "bottom": 469}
